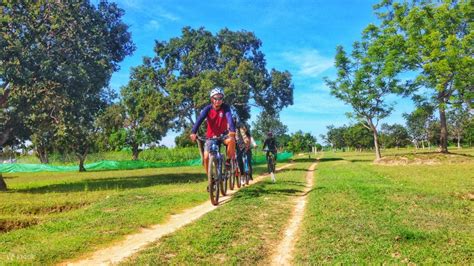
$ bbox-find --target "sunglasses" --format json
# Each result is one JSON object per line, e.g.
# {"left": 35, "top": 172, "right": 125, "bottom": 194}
{"left": 212, "top": 96, "right": 224, "bottom": 101}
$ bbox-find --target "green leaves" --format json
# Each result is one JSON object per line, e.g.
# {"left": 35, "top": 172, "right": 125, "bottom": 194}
{"left": 1, "top": 1, "right": 135, "bottom": 169}
{"left": 142, "top": 27, "right": 293, "bottom": 129}
{"left": 374, "top": 0, "right": 473, "bottom": 152}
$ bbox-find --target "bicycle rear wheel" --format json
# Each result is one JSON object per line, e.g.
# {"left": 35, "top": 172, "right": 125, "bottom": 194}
{"left": 208, "top": 156, "right": 219, "bottom": 206}
{"left": 244, "top": 157, "right": 250, "bottom": 185}
{"left": 220, "top": 160, "right": 228, "bottom": 196}
{"left": 268, "top": 154, "right": 275, "bottom": 173}
{"left": 235, "top": 166, "right": 241, "bottom": 188}
{"left": 229, "top": 165, "right": 235, "bottom": 190}
{"left": 271, "top": 156, "right": 276, "bottom": 173}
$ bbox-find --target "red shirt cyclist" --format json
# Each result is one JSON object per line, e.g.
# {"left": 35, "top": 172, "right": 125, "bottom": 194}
{"left": 190, "top": 87, "right": 236, "bottom": 176}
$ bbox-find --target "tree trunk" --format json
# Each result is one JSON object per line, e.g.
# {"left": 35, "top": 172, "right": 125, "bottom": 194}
{"left": 368, "top": 121, "right": 382, "bottom": 160}
{"left": 78, "top": 157, "right": 86, "bottom": 172}
{"left": 132, "top": 144, "right": 140, "bottom": 161}
{"left": 373, "top": 131, "right": 381, "bottom": 160}
{"left": 76, "top": 146, "right": 89, "bottom": 172}
{"left": 439, "top": 104, "right": 449, "bottom": 153}
{"left": 421, "top": 140, "right": 425, "bottom": 149}
{"left": 457, "top": 133, "right": 461, "bottom": 149}
{"left": 0, "top": 173, "right": 7, "bottom": 191}
{"left": 36, "top": 146, "right": 49, "bottom": 164}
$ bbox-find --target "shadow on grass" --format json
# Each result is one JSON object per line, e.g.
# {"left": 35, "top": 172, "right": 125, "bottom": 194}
{"left": 318, "top": 158, "right": 344, "bottom": 162}
{"left": 291, "top": 158, "right": 319, "bottom": 163}
{"left": 15, "top": 172, "right": 207, "bottom": 194}
{"left": 2, "top": 175, "right": 19, "bottom": 179}
{"left": 277, "top": 168, "right": 311, "bottom": 174}
{"left": 348, "top": 159, "right": 373, "bottom": 162}
{"left": 233, "top": 179, "right": 312, "bottom": 198}
{"left": 233, "top": 185, "right": 303, "bottom": 198}
{"left": 390, "top": 150, "right": 474, "bottom": 158}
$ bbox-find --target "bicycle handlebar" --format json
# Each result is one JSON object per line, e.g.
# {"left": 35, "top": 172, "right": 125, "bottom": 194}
{"left": 196, "top": 135, "right": 227, "bottom": 142}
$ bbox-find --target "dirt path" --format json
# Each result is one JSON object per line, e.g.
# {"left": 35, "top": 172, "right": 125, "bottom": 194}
{"left": 63, "top": 163, "right": 294, "bottom": 266}
{"left": 270, "top": 161, "right": 317, "bottom": 266}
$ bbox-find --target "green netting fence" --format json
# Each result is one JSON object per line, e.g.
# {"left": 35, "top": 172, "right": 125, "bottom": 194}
{"left": 0, "top": 152, "right": 293, "bottom": 173}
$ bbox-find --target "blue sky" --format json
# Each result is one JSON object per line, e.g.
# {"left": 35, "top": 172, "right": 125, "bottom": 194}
{"left": 100, "top": 0, "right": 415, "bottom": 146}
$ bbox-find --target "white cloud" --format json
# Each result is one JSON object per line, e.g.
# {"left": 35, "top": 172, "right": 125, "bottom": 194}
{"left": 282, "top": 49, "right": 334, "bottom": 78}
{"left": 115, "top": 1, "right": 180, "bottom": 22}
{"left": 116, "top": 0, "right": 145, "bottom": 10}
{"left": 154, "top": 7, "right": 179, "bottom": 21}
{"left": 145, "top": 20, "right": 161, "bottom": 31}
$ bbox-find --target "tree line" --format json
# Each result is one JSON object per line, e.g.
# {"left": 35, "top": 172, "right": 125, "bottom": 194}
{"left": 322, "top": 107, "right": 473, "bottom": 152}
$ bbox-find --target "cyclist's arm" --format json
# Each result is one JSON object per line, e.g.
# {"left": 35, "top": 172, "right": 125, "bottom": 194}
{"left": 250, "top": 137, "right": 257, "bottom": 148}
{"left": 191, "top": 105, "right": 211, "bottom": 134}
{"left": 262, "top": 139, "right": 268, "bottom": 150}
{"left": 224, "top": 106, "right": 236, "bottom": 134}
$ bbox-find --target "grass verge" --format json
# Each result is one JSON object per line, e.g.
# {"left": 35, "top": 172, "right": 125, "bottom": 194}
{"left": 294, "top": 150, "right": 473, "bottom": 264}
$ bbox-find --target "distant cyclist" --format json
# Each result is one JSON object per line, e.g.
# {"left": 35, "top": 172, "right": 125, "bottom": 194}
{"left": 262, "top": 131, "right": 278, "bottom": 172}
{"left": 190, "top": 88, "right": 236, "bottom": 176}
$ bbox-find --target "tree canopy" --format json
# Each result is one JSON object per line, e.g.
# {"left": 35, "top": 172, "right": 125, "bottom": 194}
{"left": 374, "top": 0, "right": 473, "bottom": 152}
{"left": 0, "top": 1, "right": 134, "bottom": 182}
{"left": 145, "top": 27, "right": 293, "bottom": 129}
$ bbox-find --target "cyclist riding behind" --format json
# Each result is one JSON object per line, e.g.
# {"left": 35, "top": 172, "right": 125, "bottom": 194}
{"left": 233, "top": 116, "right": 257, "bottom": 180}
{"left": 262, "top": 131, "right": 278, "bottom": 170}
{"left": 190, "top": 87, "right": 236, "bottom": 176}
{"left": 244, "top": 126, "right": 257, "bottom": 180}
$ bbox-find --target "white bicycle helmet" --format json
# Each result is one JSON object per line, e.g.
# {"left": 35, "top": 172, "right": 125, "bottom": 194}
{"left": 210, "top": 87, "right": 224, "bottom": 98}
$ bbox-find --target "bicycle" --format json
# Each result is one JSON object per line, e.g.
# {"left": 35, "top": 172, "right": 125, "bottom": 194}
{"left": 197, "top": 135, "right": 230, "bottom": 205}
{"left": 240, "top": 150, "right": 251, "bottom": 186}
{"left": 264, "top": 149, "right": 276, "bottom": 173}
{"left": 265, "top": 150, "right": 276, "bottom": 183}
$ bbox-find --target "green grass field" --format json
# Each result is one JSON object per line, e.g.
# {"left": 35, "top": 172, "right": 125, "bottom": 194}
{"left": 295, "top": 149, "right": 473, "bottom": 264}
{"left": 1, "top": 148, "right": 472, "bottom": 264}
{"left": 0, "top": 165, "right": 214, "bottom": 264}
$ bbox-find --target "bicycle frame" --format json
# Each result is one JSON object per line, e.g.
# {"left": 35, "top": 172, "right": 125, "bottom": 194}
{"left": 197, "top": 135, "right": 229, "bottom": 205}
{"left": 208, "top": 138, "right": 223, "bottom": 177}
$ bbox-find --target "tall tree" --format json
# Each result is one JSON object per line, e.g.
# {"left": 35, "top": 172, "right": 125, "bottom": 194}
{"left": 120, "top": 63, "right": 175, "bottom": 160}
{"left": 325, "top": 24, "right": 403, "bottom": 160}
{"left": 147, "top": 27, "right": 293, "bottom": 130}
{"left": 375, "top": 0, "right": 474, "bottom": 153}
{"left": 1, "top": 1, "right": 135, "bottom": 177}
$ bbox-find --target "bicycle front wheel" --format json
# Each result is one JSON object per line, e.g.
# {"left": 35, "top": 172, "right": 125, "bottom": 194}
{"left": 208, "top": 155, "right": 219, "bottom": 206}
